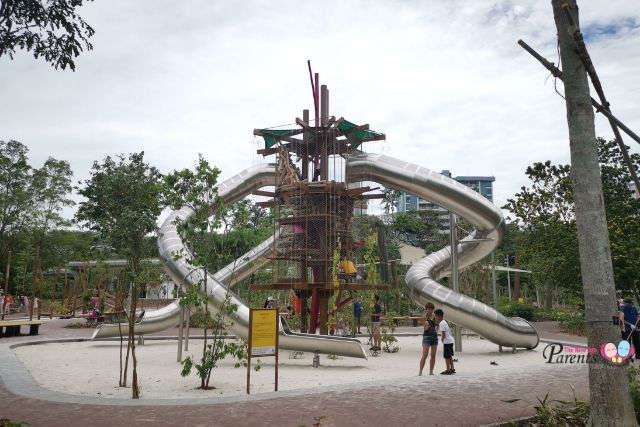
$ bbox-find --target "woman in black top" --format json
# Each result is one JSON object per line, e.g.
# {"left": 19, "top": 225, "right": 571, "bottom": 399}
{"left": 419, "top": 302, "right": 438, "bottom": 376}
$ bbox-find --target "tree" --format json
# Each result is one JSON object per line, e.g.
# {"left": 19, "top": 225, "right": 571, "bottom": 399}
{"left": 503, "top": 138, "right": 639, "bottom": 306}
{"left": 552, "top": 1, "right": 635, "bottom": 423}
{"left": 0, "top": 140, "right": 32, "bottom": 318}
{"left": 382, "top": 188, "right": 401, "bottom": 214}
{"left": 28, "top": 157, "right": 74, "bottom": 318}
{"left": 164, "top": 155, "right": 254, "bottom": 389}
{"left": 179, "top": 292, "right": 247, "bottom": 390}
{"left": 76, "top": 152, "right": 164, "bottom": 399}
{"left": 390, "top": 210, "right": 448, "bottom": 254}
{"left": 0, "top": 140, "right": 33, "bottom": 250}
{"left": 0, "top": 0, "right": 95, "bottom": 70}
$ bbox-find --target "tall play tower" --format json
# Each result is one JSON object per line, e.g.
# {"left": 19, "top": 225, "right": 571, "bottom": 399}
{"left": 252, "top": 63, "right": 387, "bottom": 334}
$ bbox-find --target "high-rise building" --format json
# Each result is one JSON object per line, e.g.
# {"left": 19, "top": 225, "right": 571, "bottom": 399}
{"left": 395, "top": 170, "right": 495, "bottom": 233}
{"left": 629, "top": 182, "right": 639, "bottom": 199}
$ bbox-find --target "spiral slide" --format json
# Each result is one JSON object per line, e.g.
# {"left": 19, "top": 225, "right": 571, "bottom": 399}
{"left": 93, "top": 152, "right": 538, "bottom": 354}
{"left": 346, "top": 153, "right": 538, "bottom": 349}
{"left": 92, "top": 164, "right": 368, "bottom": 358}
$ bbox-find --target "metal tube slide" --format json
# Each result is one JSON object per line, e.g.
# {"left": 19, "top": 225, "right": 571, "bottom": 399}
{"left": 346, "top": 153, "right": 539, "bottom": 349}
{"left": 94, "top": 163, "right": 366, "bottom": 358}
{"left": 91, "top": 232, "right": 277, "bottom": 339}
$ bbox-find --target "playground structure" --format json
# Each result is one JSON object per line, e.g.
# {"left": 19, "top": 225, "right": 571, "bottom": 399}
{"left": 93, "top": 69, "right": 539, "bottom": 354}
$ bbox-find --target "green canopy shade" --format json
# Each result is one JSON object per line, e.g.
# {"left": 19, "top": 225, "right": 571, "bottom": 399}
{"left": 338, "top": 120, "right": 383, "bottom": 147}
{"left": 260, "top": 129, "right": 299, "bottom": 148}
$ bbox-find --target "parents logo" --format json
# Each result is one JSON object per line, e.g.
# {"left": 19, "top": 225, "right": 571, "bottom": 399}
{"left": 543, "top": 341, "right": 634, "bottom": 364}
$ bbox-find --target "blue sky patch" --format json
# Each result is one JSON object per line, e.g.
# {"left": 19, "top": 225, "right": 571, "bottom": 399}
{"left": 582, "top": 18, "right": 639, "bottom": 43}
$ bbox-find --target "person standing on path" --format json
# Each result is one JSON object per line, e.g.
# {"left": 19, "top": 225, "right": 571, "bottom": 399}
{"left": 370, "top": 295, "right": 382, "bottom": 351}
{"left": 419, "top": 302, "right": 438, "bottom": 376}
{"left": 353, "top": 296, "right": 363, "bottom": 335}
{"left": 621, "top": 298, "right": 640, "bottom": 361}
{"left": 435, "top": 309, "right": 455, "bottom": 375}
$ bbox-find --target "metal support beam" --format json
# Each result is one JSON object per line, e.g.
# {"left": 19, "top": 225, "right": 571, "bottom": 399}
{"left": 302, "top": 109, "right": 309, "bottom": 180}
{"left": 177, "top": 305, "right": 184, "bottom": 362}
{"left": 449, "top": 213, "right": 462, "bottom": 352}
{"left": 506, "top": 256, "right": 512, "bottom": 301}
{"left": 491, "top": 252, "right": 497, "bottom": 310}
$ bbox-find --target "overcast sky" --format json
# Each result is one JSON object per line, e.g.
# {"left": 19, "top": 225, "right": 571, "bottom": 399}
{"left": 1, "top": 0, "right": 638, "bottom": 219}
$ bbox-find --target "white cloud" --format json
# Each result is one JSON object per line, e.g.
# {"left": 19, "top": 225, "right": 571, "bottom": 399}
{"left": 0, "top": 0, "right": 638, "bottom": 219}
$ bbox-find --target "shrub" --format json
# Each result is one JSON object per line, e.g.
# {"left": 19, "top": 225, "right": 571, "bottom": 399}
{"left": 499, "top": 302, "right": 536, "bottom": 320}
{"left": 529, "top": 368, "right": 640, "bottom": 425}
{"left": 556, "top": 310, "right": 584, "bottom": 335}
{"left": 627, "top": 365, "right": 640, "bottom": 423}
{"left": 381, "top": 334, "right": 399, "bottom": 353}
{"left": 44, "top": 299, "right": 68, "bottom": 315}
{"left": 187, "top": 309, "right": 218, "bottom": 329}
{"left": 532, "top": 392, "right": 590, "bottom": 426}
{"left": 0, "top": 419, "right": 29, "bottom": 427}
{"left": 64, "top": 321, "right": 90, "bottom": 329}
{"left": 533, "top": 307, "right": 580, "bottom": 322}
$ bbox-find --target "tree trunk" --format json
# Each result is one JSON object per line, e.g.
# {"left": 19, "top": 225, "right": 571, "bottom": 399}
{"left": 118, "top": 320, "right": 124, "bottom": 387}
{"left": 1, "top": 250, "right": 11, "bottom": 320}
{"left": 201, "top": 267, "right": 208, "bottom": 390}
{"left": 513, "top": 251, "right": 521, "bottom": 299}
{"left": 552, "top": 1, "right": 636, "bottom": 424}
{"left": 123, "top": 337, "right": 130, "bottom": 387}
{"left": 129, "top": 283, "right": 140, "bottom": 399}
{"left": 34, "top": 247, "right": 42, "bottom": 320}
{"left": 122, "top": 281, "right": 132, "bottom": 387}
{"left": 544, "top": 283, "right": 553, "bottom": 309}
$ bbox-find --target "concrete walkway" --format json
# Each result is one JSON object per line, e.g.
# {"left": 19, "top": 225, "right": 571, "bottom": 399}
{"left": 0, "top": 319, "right": 589, "bottom": 427}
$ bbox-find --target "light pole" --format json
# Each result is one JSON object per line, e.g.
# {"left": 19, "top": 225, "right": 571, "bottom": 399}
{"left": 448, "top": 213, "right": 462, "bottom": 352}
{"left": 177, "top": 265, "right": 206, "bottom": 362}
{"left": 491, "top": 252, "right": 497, "bottom": 310}
{"left": 505, "top": 255, "right": 512, "bottom": 301}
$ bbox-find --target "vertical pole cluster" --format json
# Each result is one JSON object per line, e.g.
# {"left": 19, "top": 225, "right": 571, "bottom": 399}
{"left": 449, "top": 213, "right": 462, "bottom": 352}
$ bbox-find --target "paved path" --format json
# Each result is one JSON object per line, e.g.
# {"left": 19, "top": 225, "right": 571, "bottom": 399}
{"left": 0, "top": 319, "right": 589, "bottom": 427}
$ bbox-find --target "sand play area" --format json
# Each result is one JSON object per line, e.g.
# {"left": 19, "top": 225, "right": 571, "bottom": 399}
{"left": 14, "top": 336, "right": 547, "bottom": 400}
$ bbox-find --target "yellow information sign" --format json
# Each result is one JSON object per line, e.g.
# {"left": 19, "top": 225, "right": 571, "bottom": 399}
{"left": 249, "top": 309, "right": 278, "bottom": 356}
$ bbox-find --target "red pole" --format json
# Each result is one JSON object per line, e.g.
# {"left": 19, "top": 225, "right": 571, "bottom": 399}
{"left": 308, "top": 288, "right": 319, "bottom": 333}
{"left": 314, "top": 73, "right": 319, "bottom": 128}
{"left": 307, "top": 60, "right": 317, "bottom": 113}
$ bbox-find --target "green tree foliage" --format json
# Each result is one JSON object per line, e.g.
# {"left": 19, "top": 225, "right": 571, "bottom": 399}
{"left": 382, "top": 188, "right": 401, "bottom": 214}
{"left": 0, "top": 140, "right": 33, "bottom": 250}
{"left": 76, "top": 151, "right": 164, "bottom": 399}
{"left": 503, "top": 138, "right": 640, "bottom": 306}
{"left": 0, "top": 0, "right": 95, "bottom": 70}
{"left": 76, "top": 152, "right": 163, "bottom": 272}
{"left": 390, "top": 210, "right": 448, "bottom": 254}
{"left": 164, "top": 155, "right": 259, "bottom": 389}
{"left": 30, "top": 157, "right": 74, "bottom": 235}
{"left": 179, "top": 294, "right": 247, "bottom": 390}
{"left": 163, "top": 155, "right": 224, "bottom": 269}
{"left": 0, "top": 141, "right": 77, "bottom": 318}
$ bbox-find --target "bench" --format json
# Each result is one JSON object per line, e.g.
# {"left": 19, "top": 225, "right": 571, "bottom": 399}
{"left": 0, "top": 319, "right": 47, "bottom": 337}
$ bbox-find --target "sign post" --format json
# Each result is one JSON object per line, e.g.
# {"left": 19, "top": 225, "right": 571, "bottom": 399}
{"left": 247, "top": 308, "right": 279, "bottom": 394}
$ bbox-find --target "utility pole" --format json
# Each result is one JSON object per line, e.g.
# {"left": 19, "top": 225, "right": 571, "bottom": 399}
{"left": 449, "top": 213, "right": 462, "bottom": 352}
{"left": 552, "top": 1, "right": 635, "bottom": 424}
{"left": 505, "top": 256, "right": 511, "bottom": 301}
{"left": 491, "top": 252, "right": 497, "bottom": 310}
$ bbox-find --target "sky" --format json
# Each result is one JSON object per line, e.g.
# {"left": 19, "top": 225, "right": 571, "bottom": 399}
{"left": 1, "top": 0, "right": 639, "bottom": 220}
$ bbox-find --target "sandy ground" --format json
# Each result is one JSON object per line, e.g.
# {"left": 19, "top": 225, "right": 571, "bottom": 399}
{"left": 14, "top": 336, "right": 549, "bottom": 400}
